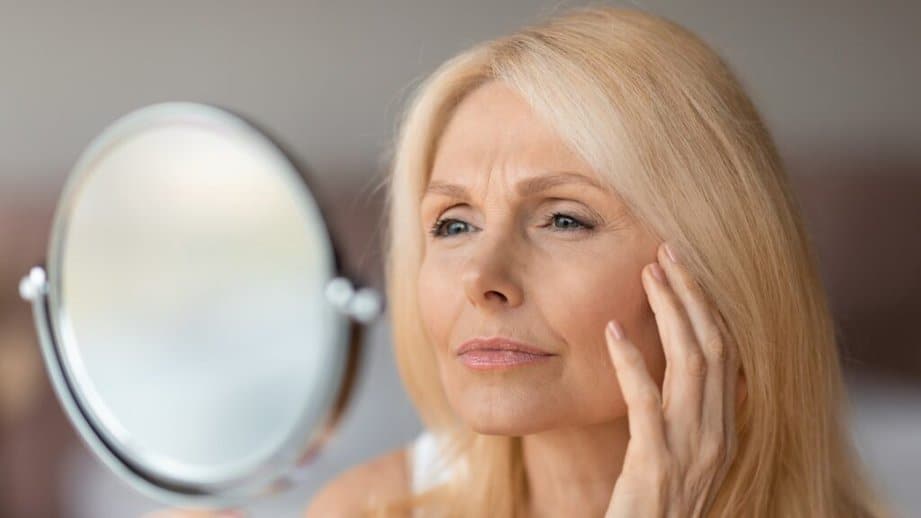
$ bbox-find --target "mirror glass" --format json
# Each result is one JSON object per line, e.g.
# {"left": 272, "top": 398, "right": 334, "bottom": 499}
{"left": 46, "top": 104, "right": 350, "bottom": 489}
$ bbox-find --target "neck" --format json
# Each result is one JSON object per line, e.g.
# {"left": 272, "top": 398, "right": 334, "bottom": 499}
{"left": 521, "top": 418, "right": 629, "bottom": 518}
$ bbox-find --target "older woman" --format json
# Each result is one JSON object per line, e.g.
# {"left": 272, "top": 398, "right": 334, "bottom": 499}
{"left": 156, "top": 5, "right": 887, "bottom": 518}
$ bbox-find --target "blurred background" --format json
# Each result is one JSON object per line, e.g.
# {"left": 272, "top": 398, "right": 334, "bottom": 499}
{"left": 1, "top": 1, "right": 919, "bottom": 516}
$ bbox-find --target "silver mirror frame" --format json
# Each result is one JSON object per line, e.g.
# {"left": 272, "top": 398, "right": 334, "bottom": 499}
{"left": 17, "top": 102, "right": 383, "bottom": 508}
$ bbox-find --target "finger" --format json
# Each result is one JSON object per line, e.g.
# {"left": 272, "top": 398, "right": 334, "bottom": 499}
{"left": 656, "top": 242, "right": 728, "bottom": 436}
{"left": 707, "top": 305, "right": 742, "bottom": 435}
{"left": 605, "top": 319, "right": 667, "bottom": 455}
{"left": 723, "top": 353, "right": 741, "bottom": 455}
{"left": 719, "top": 309, "right": 742, "bottom": 460}
{"left": 641, "top": 257, "right": 706, "bottom": 439}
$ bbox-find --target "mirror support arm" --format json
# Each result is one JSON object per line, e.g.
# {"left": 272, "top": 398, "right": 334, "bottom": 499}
{"left": 324, "top": 276, "right": 383, "bottom": 324}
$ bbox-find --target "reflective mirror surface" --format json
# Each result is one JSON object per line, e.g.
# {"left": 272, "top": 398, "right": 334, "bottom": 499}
{"left": 46, "top": 104, "right": 350, "bottom": 489}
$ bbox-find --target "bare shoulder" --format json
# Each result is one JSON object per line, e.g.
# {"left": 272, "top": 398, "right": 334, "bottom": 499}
{"left": 303, "top": 445, "right": 411, "bottom": 518}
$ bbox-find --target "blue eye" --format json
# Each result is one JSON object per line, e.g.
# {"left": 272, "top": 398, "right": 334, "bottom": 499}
{"left": 547, "top": 212, "right": 591, "bottom": 231}
{"left": 429, "top": 218, "right": 472, "bottom": 238}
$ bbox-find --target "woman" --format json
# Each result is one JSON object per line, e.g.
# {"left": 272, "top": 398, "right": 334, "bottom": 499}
{"left": 158, "top": 5, "right": 886, "bottom": 518}
{"left": 307, "top": 5, "right": 886, "bottom": 517}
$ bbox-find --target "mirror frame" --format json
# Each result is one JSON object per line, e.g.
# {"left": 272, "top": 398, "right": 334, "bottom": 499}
{"left": 18, "top": 102, "right": 382, "bottom": 508}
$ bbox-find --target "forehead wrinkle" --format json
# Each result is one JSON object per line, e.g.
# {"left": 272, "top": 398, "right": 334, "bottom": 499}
{"left": 515, "top": 172, "right": 604, "bottom": 197}
{"left": 423, "top": 170, "right": 605, "bottom": 202}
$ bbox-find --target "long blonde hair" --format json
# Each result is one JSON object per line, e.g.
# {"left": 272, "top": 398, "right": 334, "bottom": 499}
{"left": 372, "top": 5, "right": 886, "bottom": 517}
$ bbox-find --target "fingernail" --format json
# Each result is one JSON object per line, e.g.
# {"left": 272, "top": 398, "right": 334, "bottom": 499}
{"left": 664, "top": 242, "right": 679, "bottom": 263}
{"left": 607, "top": 320, "right": 624, "bottom": 340}
{"left": 649, "top": 262, "right": 666, "bottom": 283}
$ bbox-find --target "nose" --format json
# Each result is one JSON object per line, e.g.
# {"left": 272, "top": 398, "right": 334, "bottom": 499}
{"left": 461, "top": 236, "right": 524, "bottom": 311}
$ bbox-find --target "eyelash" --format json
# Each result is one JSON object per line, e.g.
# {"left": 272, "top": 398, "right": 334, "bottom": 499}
{"left": 427, "top": 212, "right": 594, "bottom": 238}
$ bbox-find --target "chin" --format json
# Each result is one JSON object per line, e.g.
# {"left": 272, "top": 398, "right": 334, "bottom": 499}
{"left": 450, "top": 389, "right": 560, "bottom": 436}
{"left": 467, "top": 421, "right": 540, "bottom": 436}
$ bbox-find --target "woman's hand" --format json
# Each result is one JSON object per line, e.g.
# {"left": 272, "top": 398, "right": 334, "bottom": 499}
{"left": 604, "top": 242, "right": 742, "bottom": 518}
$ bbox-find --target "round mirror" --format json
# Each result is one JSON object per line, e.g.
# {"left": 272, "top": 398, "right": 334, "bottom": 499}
{"left": 18, "top": 102, "right": 381, "bottom": 508}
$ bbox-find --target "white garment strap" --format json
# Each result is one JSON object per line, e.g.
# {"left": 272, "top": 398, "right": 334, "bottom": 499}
{"left": 409, "top": 429, "right": 464, "bottom": 494}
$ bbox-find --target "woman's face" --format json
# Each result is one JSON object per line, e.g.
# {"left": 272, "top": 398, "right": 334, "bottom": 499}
{"left": 418, "top": 81, "right": 666, "bottom": 435}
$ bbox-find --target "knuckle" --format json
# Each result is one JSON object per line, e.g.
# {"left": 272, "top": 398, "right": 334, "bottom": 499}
{"left": 699, "top": 443, "right": 723, "bottom": 467}
{"left": 643, "top": 451, "right": 670, "bottom": 485}
{"left": 650, "top": 279, "right": 677, "bottom": 308}
{"left": 704, "top": 335, "right": 727, "bottom": 362}
{"left": 711, "top": 306, "right": 729, "bottom": 330}
{"left": 662, "top": 289, "right": 683, "bottom": 311}
{"left": 685, "top": 350, "right": 708, "bottom": 378}
{"left": 635, "top": 388, "right": 662, "bottom": 412}
{"left": 621, "top": 345, "right": 646, "bottom": 369}
{"left": 678, "top": 271, "right": 702, "bottom": 296}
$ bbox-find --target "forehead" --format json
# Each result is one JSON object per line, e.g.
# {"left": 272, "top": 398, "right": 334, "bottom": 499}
{"left": 429, "top": 81, "right": 600, "bottom": 186}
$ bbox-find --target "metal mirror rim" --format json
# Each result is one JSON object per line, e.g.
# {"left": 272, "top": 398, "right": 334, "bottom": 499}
{"left": 19, "top": 102, "right": 374, "bottom": 507}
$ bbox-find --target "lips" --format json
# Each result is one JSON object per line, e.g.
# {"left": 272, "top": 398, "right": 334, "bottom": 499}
{"left": 455, "top": 337, "right": 556, "bottom": 370}
{"left": 455, "top": 336, "right": 555, "bottom": 357}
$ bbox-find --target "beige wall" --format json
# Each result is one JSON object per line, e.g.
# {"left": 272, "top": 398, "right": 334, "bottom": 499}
{"left": 1, "top": 0, "right": 918, "bottom": 192}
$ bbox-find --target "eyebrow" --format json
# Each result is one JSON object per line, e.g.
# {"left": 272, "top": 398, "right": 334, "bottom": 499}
{"left": 423, "top": 172, "right": 605, "bottom": 200}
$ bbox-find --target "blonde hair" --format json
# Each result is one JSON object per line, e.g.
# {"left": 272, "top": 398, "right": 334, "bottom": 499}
{"left": 371, "top": 5, "right": 887, "bottom": 517}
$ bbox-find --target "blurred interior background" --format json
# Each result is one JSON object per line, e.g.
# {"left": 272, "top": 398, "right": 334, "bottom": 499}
{"left": 1, "top": 1, "right": 919, "bottom": 516}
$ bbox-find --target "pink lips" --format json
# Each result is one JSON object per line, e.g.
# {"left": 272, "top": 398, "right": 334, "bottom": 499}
{"left": 455, "top": 336, "right": 556, "bottom": 370}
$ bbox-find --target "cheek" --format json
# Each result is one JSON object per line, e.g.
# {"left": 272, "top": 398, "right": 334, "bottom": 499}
{"left": 567, "top": 257, "right": 647, "bottom": 337}
{"left": 544, "top": 247, "right": 647, "bottom": 351}
{"left": 541, "top": 247, "right": 664, "bottom": 417}
{"left": 417, "top": 255, "right": 457, "bottom": 350}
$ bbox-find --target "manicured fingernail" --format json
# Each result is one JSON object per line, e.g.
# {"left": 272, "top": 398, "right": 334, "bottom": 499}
{"left": 664, "top": 242, "right": 679, "bottom": 263}
{"left": 649, "top": 262, "right": 666, "bottom": 283}
{"left": 607, "top": 320, "right": 624, "bottom": 340}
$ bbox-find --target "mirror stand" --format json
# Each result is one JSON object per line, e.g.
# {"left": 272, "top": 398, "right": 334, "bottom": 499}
{"left": 19, "top": 264, "right": 382, "bottom": 507}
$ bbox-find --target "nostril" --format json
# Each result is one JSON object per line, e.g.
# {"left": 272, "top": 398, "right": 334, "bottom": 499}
{"left": 485, "top": 290, "right": 508, "bottom": 302}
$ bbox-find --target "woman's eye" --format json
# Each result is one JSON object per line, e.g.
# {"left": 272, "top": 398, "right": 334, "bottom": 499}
{"left": 429, "top": 218, "right": 472, "bottom": 238}
{"left": 546, "top": 212, "right": 592, "bottom": 231}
